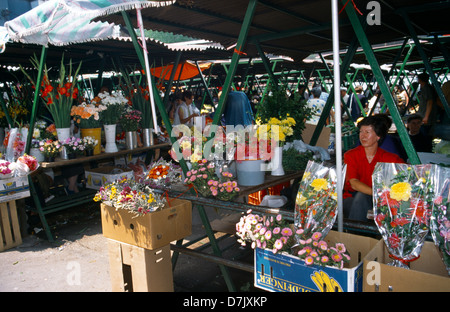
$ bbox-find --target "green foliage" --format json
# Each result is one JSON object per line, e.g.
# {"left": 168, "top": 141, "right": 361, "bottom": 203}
{"left": 282, "top": 147, "right": 315, "bottom": 172}
{"left": 256, "top": 88, "right": 312, "bottom": 141}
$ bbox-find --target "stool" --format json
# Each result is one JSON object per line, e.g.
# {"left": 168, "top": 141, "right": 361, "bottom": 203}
{"left": 0, "top": 200, "right": 22, "bottom": 252}
{"left": 107, "top": 240, "right": 174, "bottom": 292}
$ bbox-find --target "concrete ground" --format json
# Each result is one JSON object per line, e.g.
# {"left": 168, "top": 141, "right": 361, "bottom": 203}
{"left": 0, "top": 201, "right": 258, "bottom": 292}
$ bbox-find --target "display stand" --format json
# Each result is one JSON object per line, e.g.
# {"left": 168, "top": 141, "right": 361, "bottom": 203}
{"left": 107, "top": 240, "right": 174, "bottom": 292}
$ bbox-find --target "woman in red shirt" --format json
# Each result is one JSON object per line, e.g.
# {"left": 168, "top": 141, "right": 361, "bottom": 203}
{"left": 343, "top": 116, "right": 404, "bottom": 221}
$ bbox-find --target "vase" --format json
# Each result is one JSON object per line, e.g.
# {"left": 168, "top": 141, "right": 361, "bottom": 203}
{"left": 85, "top": 149, "right": 94, "bottom": 157}
{"left": 235, "top": 159, "right": 265, "bottom": 186}
{"left": 29, "top": 147, "right": 45, "bottom": 162}
{"left": 125, "top": 131, "right": 138, "bottom": 150}
{"left": 142, "top": 128, "right": 154, "bottom": 147}
{"left": 271, "top": 146, "right": 285, "bottom": 176}
{"left": 81, "top": 128, "right": 102, "bottom": 155}
{"left": 68, "top": 153, "right": 76, "bottom": 160}
{"left": 56, "top": 127, "right": 71, "bottom": 160}
{"left": 104, "top": 124, "right": 118, "bottom": 153}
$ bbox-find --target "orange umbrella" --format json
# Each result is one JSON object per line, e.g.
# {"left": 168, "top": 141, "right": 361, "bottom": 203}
{"left": 151, "top": 61, "right": 212, "bottom": 81}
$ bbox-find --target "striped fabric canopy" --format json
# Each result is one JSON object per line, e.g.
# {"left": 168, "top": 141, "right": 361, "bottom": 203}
{"left": 4, "top": 0, "right": 175, "bottom": 46}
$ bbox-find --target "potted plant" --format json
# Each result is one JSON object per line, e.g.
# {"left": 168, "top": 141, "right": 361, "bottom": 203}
{"left": 61, "top": 136, "right": 85, "bottom": 159}
{"left": 81, "top": 136, "right": 98, "bottom": 156}
{"left": 93, "top": 91, "right": 127, "bottom": 153}
{"left": 119, "top": 108, "right": 142, "bottom": 150}
{"left": 39, "top": 139, "right": 61, "bottom": 162}
{"left": 70, "top": 101, "right": 106, "bottom": 155}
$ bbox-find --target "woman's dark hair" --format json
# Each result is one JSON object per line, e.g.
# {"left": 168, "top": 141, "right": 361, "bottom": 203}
{"left": 357, "top": 115, "right": 389, "bottom": 142}
{"left": 181, "top": 90, "right": 193, "bottom": 101}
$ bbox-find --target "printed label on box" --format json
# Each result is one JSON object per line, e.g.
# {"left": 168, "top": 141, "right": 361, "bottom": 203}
{"left": 254, "top": 248, "right": 361, "bottom": 292}
{"left": 0, "top": 176, "right": 30, "bottom": 203}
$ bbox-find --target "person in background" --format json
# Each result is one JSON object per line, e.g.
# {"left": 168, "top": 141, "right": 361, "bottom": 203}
{"left": 346, "top": 85, "right": 367, "bottom": 122}
{"left": 343, "top": 116, "right": 405, "bottom": 221}
{"left": 406, "top": 114, "right": 433, "bottom": 153}
{"left": 173, "top": 90, "right": 199, "bottom": 127}
{"left": 306, "top": 87, "right": 328, "bottom": 125}
{"left": 417, "top": 73, "right": 438, "bottom": 137}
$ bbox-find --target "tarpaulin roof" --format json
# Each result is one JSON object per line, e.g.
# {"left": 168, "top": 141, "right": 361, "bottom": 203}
{"left": 150, "top": 60, "right": 212, "bottom": 81}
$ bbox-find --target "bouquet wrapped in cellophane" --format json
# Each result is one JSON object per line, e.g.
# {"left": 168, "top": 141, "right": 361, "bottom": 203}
{"left": 430, "top": 166, "right": 450, "bottom": 275}
{"left": 294, "top": 161, "right": 342, "bottom": 242}
{"left": 372, "top": 162, "right": 436, "bottom": 269}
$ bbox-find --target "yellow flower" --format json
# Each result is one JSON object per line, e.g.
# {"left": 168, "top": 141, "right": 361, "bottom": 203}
{"left": 310, "top": 178, "right": 328, "bottom": 192}
{"left": 390, "top": 182, "right": 412, "bottom": 201}
{"left": 303, "top": 172, "right": 311, "bottom": 180}
{"left": 296, "top": 193, "right": 307, "bottom": 206}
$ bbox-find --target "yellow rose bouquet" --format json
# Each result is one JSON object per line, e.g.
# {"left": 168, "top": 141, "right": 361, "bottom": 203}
{"left": 372, "top": 162, "right": 437, "bottom": 269}
{"left": 294, "top": 161, "right": 340, "bottom": 241}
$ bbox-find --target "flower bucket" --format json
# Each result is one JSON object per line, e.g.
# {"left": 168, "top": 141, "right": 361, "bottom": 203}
{"left": 125, "top": 131, "right": 138, "bottom": 150}
{"left": 56, "top": 127, "right": 71, "bottom": 159}
{"left": 81, "top": 128, "right": 101, "bottom": 155}
{"left": 142, "top": 128, "right": 154, "bottom": 147}
{"left": 236, "top": 159, "right": 265, "bottom": 186}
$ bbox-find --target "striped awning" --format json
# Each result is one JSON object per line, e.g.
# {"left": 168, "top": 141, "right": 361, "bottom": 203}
{"left": 4, "top": 0, "right": 175, "bottom": 46}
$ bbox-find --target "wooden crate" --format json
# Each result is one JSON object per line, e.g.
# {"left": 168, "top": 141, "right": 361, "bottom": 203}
{"left": 101, "top": 198, "right": 192, "bottom": 250}
{"left": 0, "top": 200, "right": 22, "bottom": 252}
{"left": 107, "top": 240, "right": 174, "bottom": 292}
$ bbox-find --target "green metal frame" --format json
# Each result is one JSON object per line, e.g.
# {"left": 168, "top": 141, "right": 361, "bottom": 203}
{"left": 343, "top": 0, "right": 420, "bottom": 164}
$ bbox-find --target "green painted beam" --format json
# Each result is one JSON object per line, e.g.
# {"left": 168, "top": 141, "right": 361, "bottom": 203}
{"left": 345, "top": 2, "right": 420, "bottom": 164}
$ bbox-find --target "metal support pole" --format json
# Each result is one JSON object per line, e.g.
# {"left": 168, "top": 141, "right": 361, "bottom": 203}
{"left": 400, "top": 10, "right": 450, "bottom": 120}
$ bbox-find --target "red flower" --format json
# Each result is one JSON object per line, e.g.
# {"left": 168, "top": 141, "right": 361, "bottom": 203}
{"left": 409, "top": 198, "right": 430, "bottom": 225}
{"left": 375, "top": 213, "right": 385, "bottom": 226}
{"left": 390, "top": 217, "right": 410, "bottom": 228}
{"left": 388, "top": 233, "right": 401, "bottom": 249}
{"left": 380, "top": 190, "right": 400, "bottom": 208}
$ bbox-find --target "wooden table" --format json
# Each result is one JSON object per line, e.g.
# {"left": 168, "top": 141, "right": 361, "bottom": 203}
{"left": 28, "top": 143, "right": 170, "bottom": 242}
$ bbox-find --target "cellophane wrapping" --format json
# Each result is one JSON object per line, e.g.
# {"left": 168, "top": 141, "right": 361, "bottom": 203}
{"left": 372, "top": 162, "right": 436, "bottom": 269}
{"left": 430, "top": 166, "right": 450, "bottom": 275}
{"left": 294, "top": 160, "right": 340, "bottom": 242}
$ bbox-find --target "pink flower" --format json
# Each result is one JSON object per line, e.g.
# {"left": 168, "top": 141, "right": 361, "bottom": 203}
{"left": 318, "top": 240, "right": 328, "bottom": 251}
{"left": 202, "top": 174, "right": 207, "bottom": 179}
{"left": 273, "top": 227, "right": 281, "bottom": 235}
{"left": 312, "top": 232, "right": 322, "bottom": 241}
{"left": 274, "top": 239, "right": 283, "bottom": 250}
{"left": 321, "top": 256, "right": 329, "bottom": 263}
{"left": 331, "top": 253, "right": 343, "bottom": 262}
{"left": 335, "top": 243, "right": 346, "bottom": 253}
{"left": 264, "top": 230, "right": 272, "bottom": 240}
{"left": 305, "top": 256, "right": 314, "bottom": 265}
{"left": 276, "top": 214, "right": 282, "bottom": 222}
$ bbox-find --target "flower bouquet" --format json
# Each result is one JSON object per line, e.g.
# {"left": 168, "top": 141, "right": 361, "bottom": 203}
{"left": 372, "top": 162, "right": 436, "bottom": 269}
{"left": 22, "top": 55, "right": 82, "bottom": 128}
{"left": 93, "top": 178, "right": 167, "bottom": 217}
{"left": 144, "top": 158, "right": 181, "bottom": 189}
{"left": 17, "top": 154, "right": 39, "bottom": 172}
{"left": 93, "top": 91, "right": 128, "bottom": 125}
{"left": 39, "top": 139, "right": 61, "bottom": 159}
{"left": 430, "top": 166, "right": 450, "bottom": 275}
{"left": 0, "top": 160, "right": 13, "bottom": 179}
{"left": 70, "top": 102, "right": 106, "bottom": 129}
{"left": 236, "top": 210, "right": 294, "bottom": 254}
{"left": 62, "top": 137, "right": 85, "bottom": 156}
{"left": 81, "top": 136, "right": 98, "bottom": 153}
{"left": 295, "top": 229, "right": 351, "bottom": 269}
{"left": 119, "top": 108, "right": 142, "bottom": 132}
{"left": 256, "top": 115, "right": 296, "bottom": 147}
{"left": 183, "top": 159, "right": 240, "bottom": 201}
{"left": 294, "top": 160, "right": 340, "bottom": 241}
{"left": 232, "top": 125, "right": 272, "bottom": 161}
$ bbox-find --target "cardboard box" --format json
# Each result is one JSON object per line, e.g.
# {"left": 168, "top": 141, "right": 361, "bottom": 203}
{"left": 85, "top": 166, "right": 134, "bottom": 190}
{"left": 101, "top": 198, "right": 192, "bottom": 250}
{"left": 107, "top": 240, "right": 173, "bottom": 292}
{"left": 0, "top": 176, "right": 30, "bottom": 203}
{"left": 254, "top": 231, "right": 378, "bottom": 292}
{"left": 363, "top": 239, "right": 450, "bottom": 292}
